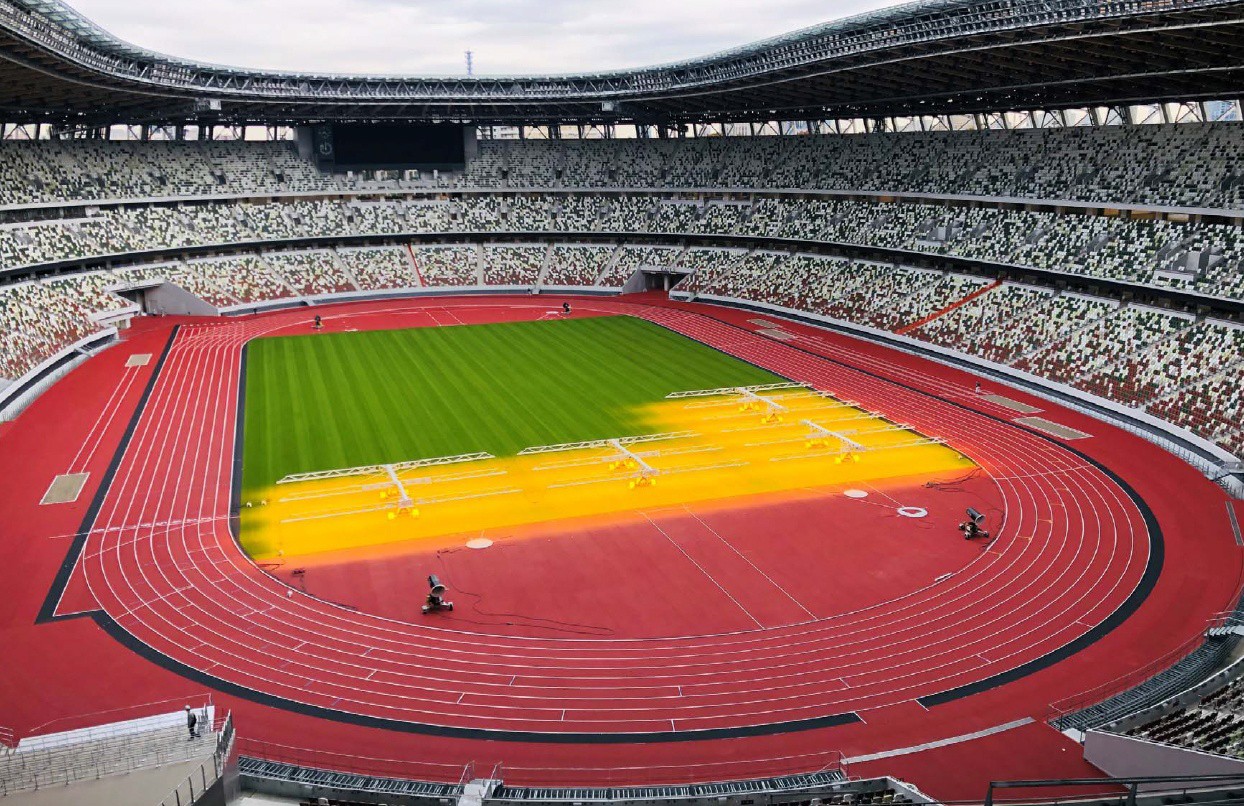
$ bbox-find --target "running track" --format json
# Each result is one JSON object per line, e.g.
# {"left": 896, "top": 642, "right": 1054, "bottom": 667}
{"left": 5, "top": 294, "right": 1242, "bottom": 799}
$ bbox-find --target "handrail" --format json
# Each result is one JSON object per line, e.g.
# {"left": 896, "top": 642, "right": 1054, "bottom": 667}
{"left": 155, "top": 712, "right": 235, "bottom": 806}
{"left": 1048, "top": 612, "right": 1240, "bottom": 726}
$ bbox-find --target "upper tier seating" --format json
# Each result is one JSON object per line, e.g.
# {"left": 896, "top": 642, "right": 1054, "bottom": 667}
{"left": 3, "top": 123, "right": 1244, "bottom": 208}
{"left": 0, "top": 140, "right": 350, "bottom": 204}
{"left": 459, "top": 124, "right": 1244, "bottom": 208}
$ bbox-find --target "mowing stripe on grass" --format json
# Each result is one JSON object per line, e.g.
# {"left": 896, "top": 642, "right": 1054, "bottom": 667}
{"left": 241, "top": 315, "right": 780, "bottom": 499}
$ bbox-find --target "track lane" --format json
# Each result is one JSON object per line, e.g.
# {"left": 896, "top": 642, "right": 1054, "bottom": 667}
{"left": 66, "top": 298, "right": 1152, "bottom": 736}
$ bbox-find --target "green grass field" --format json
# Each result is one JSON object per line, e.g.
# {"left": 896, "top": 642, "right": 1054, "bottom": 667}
{"left": 240, "top": 315, "right": 781, "bottom": 499}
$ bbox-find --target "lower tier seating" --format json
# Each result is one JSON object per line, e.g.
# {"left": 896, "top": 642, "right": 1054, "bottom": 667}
{"left": 1122, "top": 670, "right": 1244, "bottom": 760}
{"left": 0, "top": 245, "right": 1239, "bottom": 460}
{"left": 2, "top": 193, "right": 1241, "bottom": 297}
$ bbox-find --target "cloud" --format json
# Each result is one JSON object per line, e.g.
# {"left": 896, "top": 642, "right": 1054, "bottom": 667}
{"left": 64, "top": 0, "right": 904, "bottom": 75}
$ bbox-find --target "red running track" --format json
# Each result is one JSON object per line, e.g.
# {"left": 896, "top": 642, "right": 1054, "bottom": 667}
{"left": 3, "top": 294, "right": 1241, "bottom": 801}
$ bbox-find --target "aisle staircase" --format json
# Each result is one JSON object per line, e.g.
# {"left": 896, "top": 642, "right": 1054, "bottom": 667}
{"left": 405, "top": 243, "right": 427, "bottom": 286}
{"left": 896, "top": 279, "right": 1002, "bottom": 335}
{"left": 0, "top": 716, "right": 218, "bottom": 795}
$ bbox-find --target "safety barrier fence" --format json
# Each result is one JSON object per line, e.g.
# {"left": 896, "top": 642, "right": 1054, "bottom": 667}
{"left": 971, "top": 772, "right": 1244, "bottom": 806}
{"left": 489, "top": 750, "right": 847, "bottom": 788}
{"left": 1048, "top": 611, "right": 1244, "bottom": 731}
{"left": 236, "top": 738, "right": 846, "bottom": 789}
{"left": 236, "top": 738, "right": 473, "bottom": 785}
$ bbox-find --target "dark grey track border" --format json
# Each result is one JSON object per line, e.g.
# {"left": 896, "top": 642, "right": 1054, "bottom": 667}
{"left": 640, "top": 305, "right": 1164, "bottom": 707}
{"left": 36, "top": 326, "right": 180, "bottom": 625}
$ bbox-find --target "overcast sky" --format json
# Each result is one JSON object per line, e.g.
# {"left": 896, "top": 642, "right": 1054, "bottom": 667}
{"left": 64, "top": 0, "right": 906, "bottom": 76}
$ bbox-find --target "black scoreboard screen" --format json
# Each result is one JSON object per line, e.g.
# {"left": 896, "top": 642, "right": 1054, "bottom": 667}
{"left": 327, "top": 123, "right": 467, "bottom": 169}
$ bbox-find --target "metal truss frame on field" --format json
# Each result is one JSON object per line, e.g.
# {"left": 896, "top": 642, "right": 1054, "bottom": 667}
{"left": 276, "top": 452, "right": 495, "bottom": 484}
{"left": 667, "top": 383, "right": 946, "bottom": 460}
{"left": 271, "top": 382, "right": 950, "bottom": 522}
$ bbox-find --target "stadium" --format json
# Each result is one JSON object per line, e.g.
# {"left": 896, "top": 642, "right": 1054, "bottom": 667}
{"left": 0, "top": 0, "right": 1243, "bottom": 803}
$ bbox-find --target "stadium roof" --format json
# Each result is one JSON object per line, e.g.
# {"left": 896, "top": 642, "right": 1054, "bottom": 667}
{"left": 1, "top": 0, "right": 1243, "bottom": 125}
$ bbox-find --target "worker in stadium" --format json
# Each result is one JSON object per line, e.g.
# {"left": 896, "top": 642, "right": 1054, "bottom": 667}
{"left": 184, "top": 705, "right": 199, "bottom": 739}
{"left": 562, "top": 302, "right": 572, "bottom": 316}
{"left": 313, "top": 314, "right": 323, "bottom": 330}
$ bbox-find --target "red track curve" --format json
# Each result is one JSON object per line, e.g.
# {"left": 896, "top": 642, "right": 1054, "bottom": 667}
{"left": 6, "top": 294, "right": 1241, "bottom": 798}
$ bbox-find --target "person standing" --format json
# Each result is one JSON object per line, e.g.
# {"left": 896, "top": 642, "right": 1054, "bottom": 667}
{"left": 185, "top": 705, "right": 198, "bottom": 739}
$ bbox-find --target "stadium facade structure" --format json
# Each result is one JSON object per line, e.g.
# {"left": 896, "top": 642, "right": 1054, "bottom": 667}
{"left": 1, "top": 0, "right": 1244, "bottom": 127}
{"left": 2, "top": 3, "right": 1244, "bottom": 806}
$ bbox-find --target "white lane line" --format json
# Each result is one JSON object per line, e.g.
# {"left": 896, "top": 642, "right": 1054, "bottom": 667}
{"left": 75, "top": 299, "right": 1150, "bottom": 728}
{"left": 684, "top": 507, "right": 816, "bottom": 621}
{"left": 644, "top": 512, "right": 764, "bottom": 629}
{"left": 67, "top": 366, "right": 141, "bottom": 473}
